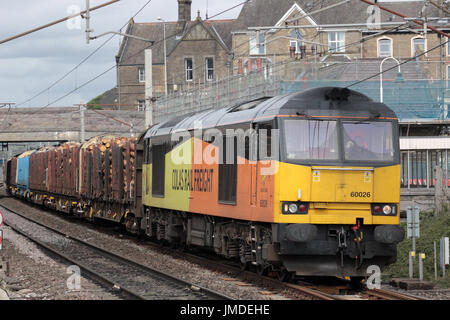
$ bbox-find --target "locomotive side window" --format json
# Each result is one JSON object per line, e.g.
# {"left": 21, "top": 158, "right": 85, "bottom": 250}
{"left": 343, "top": 121, "right": 394, "bottom": 161}
{"left": 257, "top": 122, "right": 273, "bottom": 160}
{"left": 152, "top": 143, "right": 166, "bottom": 197}
{"left": 284, "top": 120, "right": 338, "bottom": 160}
{"left": 218, "top": 134, "right": 237, "bottom": 204}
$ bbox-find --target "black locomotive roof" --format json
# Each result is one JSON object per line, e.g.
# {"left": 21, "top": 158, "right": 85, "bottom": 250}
{"left": 145, "top": 87, "right": 398, "bottom": 138}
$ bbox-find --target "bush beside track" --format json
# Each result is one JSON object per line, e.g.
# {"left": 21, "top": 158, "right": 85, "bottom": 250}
{"left": 383, "top": 209, "right": 450, "bottom": 288}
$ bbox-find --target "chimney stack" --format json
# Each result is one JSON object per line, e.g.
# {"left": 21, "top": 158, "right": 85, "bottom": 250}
{"left": 177, "top": 0, "right": 192, "bottom": 32}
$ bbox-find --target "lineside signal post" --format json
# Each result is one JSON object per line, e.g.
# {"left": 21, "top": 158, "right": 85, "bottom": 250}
{"left": 441, "top": 237, "right": 449, "bottom": 277}
{"left": 407, "top": 207, "right": 420, "bottom": 279}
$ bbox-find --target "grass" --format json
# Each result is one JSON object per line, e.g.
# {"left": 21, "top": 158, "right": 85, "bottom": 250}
{"left": 383, "top": 209, "right": 450, "bottom": 288}
{"left": 86, "top": 93, "right": 105, "bottom": 110}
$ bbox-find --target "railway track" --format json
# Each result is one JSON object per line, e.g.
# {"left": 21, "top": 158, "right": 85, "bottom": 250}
{"left": 0, "top": 199, "right": 427, "bottom": 301}
{"left": 0, "top": 204, "right": 233, "bottom": 301}
{"left": 364, "top": 288, "right": 426, "bottom": 300}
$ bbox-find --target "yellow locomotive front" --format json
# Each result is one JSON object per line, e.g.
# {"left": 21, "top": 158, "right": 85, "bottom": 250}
{"left": 270, "top": 89, "right": 404, "bottom": 278}
{"left": 140, "top": 87, "right": 404, "bottom": 280}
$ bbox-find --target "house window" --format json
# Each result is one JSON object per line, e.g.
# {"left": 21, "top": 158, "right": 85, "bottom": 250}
{"left": 378, "top": 38, "right": 392, "bottom": 57}
{"left": 328, "top": 31, "right": 345, "bottom": 53}
{"left": 205, "top": 57, "right": 214, "bottom": 81}
{"left": 138, "top": 67, "right": 145, "bottom": 83}
{"left": 138, "top": 100, "right": 145, "bottom": 112}
{"left": 185, "top": 58, "right": 193, "bottom": 81}
{"left": 244, "top": 57, "right": 272, "bottom": 77}
{"left": 412, "top": 37, "right": 426, "bottom": 57}
{"left": 290, "top": 30, "right": 304, "bottom": 53}
{"left": 447, "top": 65, "right": 450, "bottom": 87}
{"left": 250, "top": 33, "right": 266, "bottom": 55}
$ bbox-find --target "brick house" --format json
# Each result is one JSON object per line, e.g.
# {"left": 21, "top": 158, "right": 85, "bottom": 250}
{"left": 231, "top": 0, "right": 449, "bottom": 79}
{"left": 114, "top": 0, "right": 450, "bottom": 110}
{"left": 116, "top": 0, "right": 234, "bottom": 110}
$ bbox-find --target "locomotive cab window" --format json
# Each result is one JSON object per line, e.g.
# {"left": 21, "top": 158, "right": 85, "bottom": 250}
{"left": 343, "top": 121, "right": 394, "bottom": 162}
{"left": 284, "top": 119, "right": 339, "bottom": 161}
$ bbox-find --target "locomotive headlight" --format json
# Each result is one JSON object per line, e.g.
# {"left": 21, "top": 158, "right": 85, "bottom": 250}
{"left": 383, "top": 205, "right": 392, "bottom": 215}
{"left": 288, "top": 203, "right": 298, "bottom": 213}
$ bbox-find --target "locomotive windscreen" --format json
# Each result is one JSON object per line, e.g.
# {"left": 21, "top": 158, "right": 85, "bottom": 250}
{"left": 284, "top": 119, "right": 339, "bottom": 161}
{"left": 283, "top": 119, "right": 395, "bottom": 163}
{"left": 342, "top": 121, "right": 394, "bottom": 162}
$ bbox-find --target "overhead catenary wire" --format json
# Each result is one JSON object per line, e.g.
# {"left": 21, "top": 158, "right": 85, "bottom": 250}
{"left": 15, "top": 0, "right": 154, "bottom": 108}
{"left": 346, "top": 39, "right": 450, "bottom": 89}
{"left": 13, "top": 0, "right": 250, "bottom": 125}
{"left": 427, "top": 0, "right": 450, "bottom": 15}
{"left": 359, "top": 0, "right": 450, "bottom": 39}
{"left": 0, "top": 0, "right": 121, "bottom": 46}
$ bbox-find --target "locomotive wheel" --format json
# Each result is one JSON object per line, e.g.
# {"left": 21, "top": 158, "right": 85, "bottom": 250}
{"left": 256, "top": 264, "right": 269, "bottom": 276}
{"left": 277, "top": 268, "right": 291, "bottom": 282}
{"left": 350, "top": 276, "right": 365, "bottom": 289}
{"left": 240, "top": 261, "right": 250, "bottom": 271}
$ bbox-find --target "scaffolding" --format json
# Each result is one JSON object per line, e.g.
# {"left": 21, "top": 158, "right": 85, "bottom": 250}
{"left": 153, "top": 59, "right": 449, "bottom": 124}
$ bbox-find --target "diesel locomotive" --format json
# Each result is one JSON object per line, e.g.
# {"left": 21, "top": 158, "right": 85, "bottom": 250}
{"left": 4, "top": 87, "right": 405, "bottom": 281}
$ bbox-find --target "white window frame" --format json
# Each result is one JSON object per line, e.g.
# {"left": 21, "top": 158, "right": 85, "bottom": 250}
{"left": 185, "top": 57, "right": 193, "bottom": 82}
{"left": 138, "top": 67, "right": 145, "bottom": 83}
{"left": 328, "top": 31, "right": 345, "bottom": 53}
{"left": 250, "top": 33, "right": 266, "bottom": 55}
{"left": 205, "top": 57, "right": 214, "bottom": 82}
{"left": 290, "top": 30, "right": 304, "bottom": 54}
{"left": 290, "top": 40, "right": 300, "bottom": 53}
{"left": 377, "top": 37, "right": 393, "bottom": 58}
{"left": 411, "top": 36, "right": 427, "bottom": 57}
{"left": 138, "top": 100, "right": 145, "bottom": 112}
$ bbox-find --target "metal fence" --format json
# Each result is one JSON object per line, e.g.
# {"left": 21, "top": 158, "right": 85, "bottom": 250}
{"left": 153, "top": 59, "right": 449, "bottom": 124}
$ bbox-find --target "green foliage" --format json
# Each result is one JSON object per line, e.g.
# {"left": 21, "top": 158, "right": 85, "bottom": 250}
{"left": 86, "top": 93, "right": 105, "bottom": 110}
{"left": 383, "top": 210, "right": 450, "bottom": 288}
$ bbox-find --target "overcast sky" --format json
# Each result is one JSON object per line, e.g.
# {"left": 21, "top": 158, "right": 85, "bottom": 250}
{"left": 0, "top": 0, "right": 243, "bottom": 108}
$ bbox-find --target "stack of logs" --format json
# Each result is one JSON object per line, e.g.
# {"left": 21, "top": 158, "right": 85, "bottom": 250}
{"left": 87, "top": 136, "right": 137, "bottom": 201}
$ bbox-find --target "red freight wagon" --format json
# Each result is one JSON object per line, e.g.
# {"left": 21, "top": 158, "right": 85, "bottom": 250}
{"left": 5, "top": 156, "right": 18, "bottom": 187}
{"left": 60, "top": 143, "right": 80, "bottom": 197}
{"left": 29, "top": 147, "right": 50, "bottom": 192}
{"left": 78, "top": 135, "right": 137, "bottom": 223}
